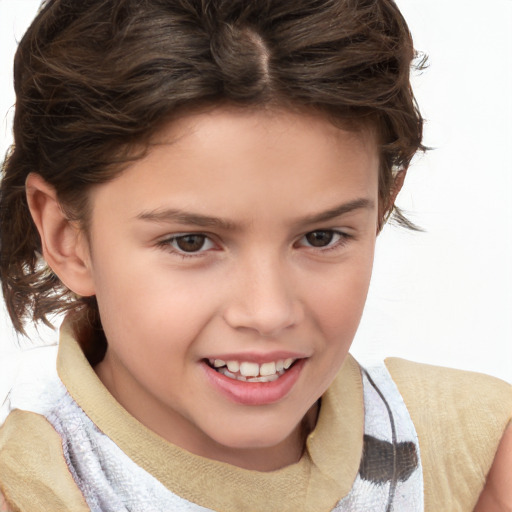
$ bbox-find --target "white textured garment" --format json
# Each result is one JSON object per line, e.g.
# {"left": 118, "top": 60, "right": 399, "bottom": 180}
{"left": 334, "top": 367, "right": 424, "bottom": 511}
{"left": 0, "top": 345, "right": 423, "bottom": 511}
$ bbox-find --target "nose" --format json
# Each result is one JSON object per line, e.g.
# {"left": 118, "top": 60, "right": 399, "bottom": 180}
{"left": 223, "top": 254, "right": 303, "bottom": 337}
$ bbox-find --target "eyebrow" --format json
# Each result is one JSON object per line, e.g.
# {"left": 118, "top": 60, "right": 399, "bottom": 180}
{"left": 136, "top": 198, "right": 374, "bottom": 230}
{"left": 137, "top": 208, "right": 239, "bottom": 230}
{"left": 296, "top": 198, "right": 375, "bottom": 226}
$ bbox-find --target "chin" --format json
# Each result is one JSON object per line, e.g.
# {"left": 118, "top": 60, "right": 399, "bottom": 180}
{"left": 220, "top": 433, "right": 286, "bottom": 451}
{"left": 205, "top": 416, "right": 301, "bottom": 454}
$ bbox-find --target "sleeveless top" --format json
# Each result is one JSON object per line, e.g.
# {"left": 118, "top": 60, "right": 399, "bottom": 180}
{"left": 0, "top": 320, "right": 510, "bottom": 511}
{"left": 0, "top": 344, "right": 422, "bottom": 511}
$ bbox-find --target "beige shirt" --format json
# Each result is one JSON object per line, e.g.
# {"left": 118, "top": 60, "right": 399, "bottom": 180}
{"left": 1, "top": 323, "right": 511, "bottom": 511}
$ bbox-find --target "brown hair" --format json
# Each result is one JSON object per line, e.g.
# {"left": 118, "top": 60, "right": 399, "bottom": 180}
{"left": 0, "top": 0, "right": 424, "bottom": 358}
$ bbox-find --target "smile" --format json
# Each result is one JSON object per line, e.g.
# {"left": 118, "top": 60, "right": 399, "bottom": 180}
{"left": 203, "top": 357, "right": 305, "bottom": 405}
{"left": 207, "top": 358, "right": 297, "bottom": 383}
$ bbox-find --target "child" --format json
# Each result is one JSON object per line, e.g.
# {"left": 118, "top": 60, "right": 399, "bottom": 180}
{"left": 0, "top": 0, "right": 510, "bottom": 511}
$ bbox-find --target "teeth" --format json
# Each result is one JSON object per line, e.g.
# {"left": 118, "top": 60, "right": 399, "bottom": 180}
{"left": 219, "top": 368, "right": 237, "bottom": 379}
{"left": 247, "top": 374, "right": 280, "bottom": 383}
{"left": 226, "top": 361, "right": 240, "bottom": 373}
{"left": 239, "top": 362, "right": 260, "bottom": 377}
{"left": 211, "top": 358, "right": 297, "bottom": 380}
{"left": 259, "top": 362, "right": 276, "bottom": 376}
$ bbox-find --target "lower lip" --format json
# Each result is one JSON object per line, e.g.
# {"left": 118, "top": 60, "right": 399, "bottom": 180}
{"left": 202, "top": 359, "right": 305, "bottom": 405}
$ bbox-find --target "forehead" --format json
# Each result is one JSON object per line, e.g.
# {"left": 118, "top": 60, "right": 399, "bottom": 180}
{"left": 152, "top": 105, "right": 379, "bottom": 159}
{"left": 88, "top": 107, "right": 380, "bottom": 224}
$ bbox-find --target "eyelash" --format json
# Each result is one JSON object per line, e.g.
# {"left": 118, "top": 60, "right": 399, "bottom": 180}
{"left": 156, "top": 229, "right": 352, "bottom": 259}
{"left": 295, "top": 230, "right": 352, "bottom": 252}
{"left": 156, "top": 233, "right": 217, "bottom": 259}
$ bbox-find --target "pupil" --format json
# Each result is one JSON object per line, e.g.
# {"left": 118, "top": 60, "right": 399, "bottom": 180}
{"left": 176, "top": 235, "right": 205, "bottom": 252}
{"left": 306, "top": 230, "right": 333, "bottom": 247}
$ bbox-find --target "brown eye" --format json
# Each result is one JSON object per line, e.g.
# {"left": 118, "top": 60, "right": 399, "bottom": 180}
{"left": 175, "top": 234, "right": 207, "bottom": 252}
{"left": 304, "top": 230, "right": 335, "bottom": 247}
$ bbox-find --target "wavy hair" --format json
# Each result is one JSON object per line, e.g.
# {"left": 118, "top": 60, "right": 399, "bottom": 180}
{"left": 0, "top": 0, "right": 424, "bottom": 359}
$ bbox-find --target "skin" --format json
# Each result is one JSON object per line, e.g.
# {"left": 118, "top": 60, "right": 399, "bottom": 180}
{"left": 473, "top": 424, "right": 512, "bottom": 511}
{"left": 0, "top": 493, "right": 9, "bottom": 512}
{"left": 29, "top": 107, "right": 381, "bottom": 471}
{"left": 24, "top": 107, "right": 512, "bottom": 502}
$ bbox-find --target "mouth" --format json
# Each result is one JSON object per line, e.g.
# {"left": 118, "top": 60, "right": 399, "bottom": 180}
{"left": 205, "top": 358, "right": 298, "bottom": 383}
{"left": 203, "top": 356, "right": 305, "bottom": 405}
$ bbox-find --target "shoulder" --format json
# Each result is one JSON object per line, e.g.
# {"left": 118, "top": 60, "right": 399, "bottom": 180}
{"left": 0, "top": 349, "right": 90, "bottom": 512}
{"left": 385, "top": 357, "right": 512, "bottom": 420}
{"left": 0, "top": 409, "right": 89, "bottom": 511}
{"left": 385, "top": 358, "right": 512, "bottom": 512}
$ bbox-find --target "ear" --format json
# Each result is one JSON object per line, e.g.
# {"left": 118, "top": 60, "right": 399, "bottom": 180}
{"left": 25, "top": 173, "right": 96, "bottom": 297}
{"left": 378, "top": 169, "right": 407, "bottom": 230}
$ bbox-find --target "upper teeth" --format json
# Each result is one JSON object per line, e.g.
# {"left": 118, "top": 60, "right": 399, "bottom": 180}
{"left": 212, "top": 358, "right": 295, "bottom": 378}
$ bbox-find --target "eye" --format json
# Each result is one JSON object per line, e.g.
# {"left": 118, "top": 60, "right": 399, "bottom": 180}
{"left": 297, "top": 229, "right": 350, "bottom": 250}
{"left": 304, "top": 230, "right": 335, "bottom": 247}
{"left": 159, "top": 234, "right": 216, "bottom": 255}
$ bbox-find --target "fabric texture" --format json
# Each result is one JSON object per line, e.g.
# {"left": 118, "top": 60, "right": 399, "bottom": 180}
{"left": 334, "top": 366, "right": 423, "bottom": 512}
{"left": 0, "top": 321, "right": 510, "bottom": 511}
{"left": 386, "top": 358, "right": 512, "bottom": 511}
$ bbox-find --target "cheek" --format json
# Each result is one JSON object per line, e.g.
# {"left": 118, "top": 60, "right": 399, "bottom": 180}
{"left": 306, "top": 246, "right": 375, "bottom": 340}
{"left": 93, "top": 256, "right": 221, "bottom": 355}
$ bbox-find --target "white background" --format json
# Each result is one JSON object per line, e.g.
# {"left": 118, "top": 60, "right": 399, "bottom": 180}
{"left": 1, "top": 0, "right": 511, "bottom": 382}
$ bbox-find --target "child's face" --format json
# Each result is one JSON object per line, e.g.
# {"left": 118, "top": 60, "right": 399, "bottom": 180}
{"left": 85, "top": 107, "right": 379, "bottom": 468}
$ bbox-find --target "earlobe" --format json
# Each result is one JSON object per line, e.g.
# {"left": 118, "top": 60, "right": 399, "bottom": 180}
{"left": 25, "top": 173, "right": 96, "bottom": 297}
